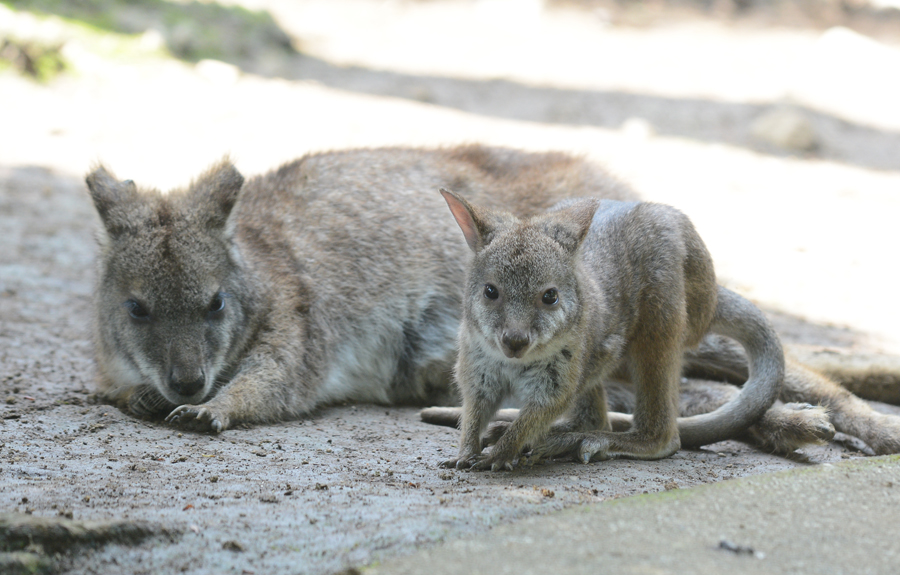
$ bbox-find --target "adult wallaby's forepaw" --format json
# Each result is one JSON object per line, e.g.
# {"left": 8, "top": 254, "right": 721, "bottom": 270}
{"left": 166, "top": 404, "right": 231, "bottom": 433}
{"left": 125, "top": 385, "right": 175, "bottom": 418}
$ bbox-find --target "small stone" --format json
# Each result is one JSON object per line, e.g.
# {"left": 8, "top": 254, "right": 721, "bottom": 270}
{"left": 222, "top": 540, "right": 245, "bottom": 552}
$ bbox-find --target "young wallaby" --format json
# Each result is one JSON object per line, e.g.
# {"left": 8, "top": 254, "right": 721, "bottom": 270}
{"left": 438, "top": 190, "right": 784, "bottom": 470}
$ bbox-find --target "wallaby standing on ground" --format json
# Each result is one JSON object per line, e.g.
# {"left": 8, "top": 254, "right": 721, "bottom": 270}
{"left": 86, "top": 145, "right": 899, "bottom": 455}
{"left": 437, "top": 190, "right": 787, "bottom": 470}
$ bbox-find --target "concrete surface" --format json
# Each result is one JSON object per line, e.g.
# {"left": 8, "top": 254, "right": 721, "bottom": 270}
{"left": 368, "top": 455, "right": 900, "bottom": 575}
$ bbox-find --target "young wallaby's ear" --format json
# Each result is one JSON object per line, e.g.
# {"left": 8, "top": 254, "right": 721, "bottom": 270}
{"left": 440, "top": 189, "right": 481, "bottom": 252}
{"left": 440, "top": 188, "right": 514, "bottom": 253}
{"left": 538, "top": 198, "right": 599, "bottom": 255}
{"left": 85, "top": 165, "right": 140, "bottom": 234}
{"left": 188, "top": 158, "right": 245, "bottom": 231}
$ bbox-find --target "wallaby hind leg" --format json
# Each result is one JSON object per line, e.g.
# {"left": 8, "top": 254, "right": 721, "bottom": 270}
{"left": 780, "top": 361, "right": 900, "bottom": 455}
{"left": 500, "top": 385, "right": 615, "bottom": 464}
{"left": 679, "top": 380, "right": 834, "bottom": 454}
{"left": 430, "top": 380, "right": 831, "bottom": 459}
{"left": 543, "top": 336, "right": 683, "bottom": 464}
{"left": 684, "top": 335, "right": 900, "bottom": 454}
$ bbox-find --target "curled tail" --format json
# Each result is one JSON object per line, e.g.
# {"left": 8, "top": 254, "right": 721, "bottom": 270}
{"left": 677, "top": 286, "right": 784, "bottom": 448}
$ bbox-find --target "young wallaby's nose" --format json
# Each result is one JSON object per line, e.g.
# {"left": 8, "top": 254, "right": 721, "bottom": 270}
{"left": 169, "top": 367, "right": 205, "bottom": 397}
{"left": 501, "top": 331, "right": 530, "bottom": 358}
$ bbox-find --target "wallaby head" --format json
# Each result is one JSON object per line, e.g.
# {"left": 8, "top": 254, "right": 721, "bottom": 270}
{"left": 440, "top": 189, "right": 598, "bottom": 361}
{"left": 86, "top": 159, "right": 255, "bottom": 410}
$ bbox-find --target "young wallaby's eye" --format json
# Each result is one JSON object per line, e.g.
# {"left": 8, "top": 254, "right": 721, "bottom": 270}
{"left": 541, "top": 288, "right": 559, "bottom": 306}
{"left": 207, "top": 292, "right": 227, "bottom": 319}
{"left": 483, "top": 284, "right": 499, "bottom": 300}
{"left": 124, "top": 299, "right": 150, "bottom": 322}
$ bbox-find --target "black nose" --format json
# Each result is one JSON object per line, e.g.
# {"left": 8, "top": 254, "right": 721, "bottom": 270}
{"left": 502, "top": 332, "right": 530, "bottom": 354}
{"left": 169, "top": 371, "right": 205, "bottom": 397}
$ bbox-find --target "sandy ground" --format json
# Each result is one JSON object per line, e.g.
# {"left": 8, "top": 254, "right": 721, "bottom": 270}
{"left": 2, "top": 1, "right": 900, "bottom": 573}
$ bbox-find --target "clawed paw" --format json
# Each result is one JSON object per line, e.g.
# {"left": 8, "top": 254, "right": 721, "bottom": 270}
{"left": 165, "top": 404, "right": 230, "bottom": 433}
{"left": 472, "top": 456, "right": 516, "bottom": 472}
{"left": 782, "top": 402, "right": 836, "bottom": 444}
{"left": 864, "top": 413, "right": 900, "bottom": 455}
{"left": 442, "top": 451, "right": 517, "bottom": 471}
{"left": 525, "top": 432, "right": 589, "bottom": 463}
{"left": 440, "top": 450, "right": 484, "bottom": 470}
{"left": 576, "top": 437, "right": 611, "bottom": 464}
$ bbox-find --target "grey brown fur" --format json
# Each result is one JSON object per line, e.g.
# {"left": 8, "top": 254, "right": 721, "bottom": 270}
{"left": 437, "top": 191, "right": 788, "bottom": 470}
{"left": 86, "top": 145, "right": 900, "bottom": 455}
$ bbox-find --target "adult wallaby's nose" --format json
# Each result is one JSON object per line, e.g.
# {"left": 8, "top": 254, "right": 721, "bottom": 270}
{"left": 501, "top": 331, "right": 530, "bottom": 358}
{"left": 169, "top": 367, "right": 205, "bottom": 397}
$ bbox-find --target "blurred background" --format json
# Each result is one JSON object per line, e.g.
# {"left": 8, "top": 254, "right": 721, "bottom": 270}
{"left": 2, "top": 0, "right": 899, "bottom": 350}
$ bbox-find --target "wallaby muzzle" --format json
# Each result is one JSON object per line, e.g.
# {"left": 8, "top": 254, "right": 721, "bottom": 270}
{"left": 166, "top": 341, "right": 208, "bottom": 400}
{"left": 501, "top": 330, "right": 530, "bottom": 359}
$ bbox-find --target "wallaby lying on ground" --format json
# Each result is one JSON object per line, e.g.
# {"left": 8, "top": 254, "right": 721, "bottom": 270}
{"left": 85, "top": 145, "right": 900, "bottom": 455}
{"left": 434, "top": 190, "right": 790, "bottom": 470}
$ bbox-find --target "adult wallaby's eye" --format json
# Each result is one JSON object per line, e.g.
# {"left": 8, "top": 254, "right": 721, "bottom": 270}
{"left": 207, "top": 292, "right": 227, "bottom": 318}
{"left": 483, "top": 284, "right": 499, "bottom": 300}
{"left": 124, "top": 299, "right": 150, "bottom": 322}
{"left": 542, "top": 288, "right": 559, "bottom": 306}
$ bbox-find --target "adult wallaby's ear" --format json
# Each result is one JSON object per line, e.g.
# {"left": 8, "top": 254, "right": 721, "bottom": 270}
{"left": 538, "top": 198, "right": 599, "bottom": 255}
{"left": 188, "top": 158, "right": 245, "bottom": 231}
{"left": 85, "top": 165, "right": 140, "bottom": 235}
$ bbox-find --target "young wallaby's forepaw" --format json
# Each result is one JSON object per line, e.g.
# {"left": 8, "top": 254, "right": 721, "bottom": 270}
{"left": 165, "top": 404, "right": 231, "bottom": 433}
{"left": 742, "top": 403, "right": 834, "bottom": 455}
{"left": 471, "top": 455, "right": 517, "bottom": 472}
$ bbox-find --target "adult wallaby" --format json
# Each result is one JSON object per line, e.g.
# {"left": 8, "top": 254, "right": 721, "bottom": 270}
{"left": 435, "top": 191, "right": 784, "bottom": 470}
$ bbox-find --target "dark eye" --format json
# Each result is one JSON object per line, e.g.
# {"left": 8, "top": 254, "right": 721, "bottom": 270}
{"left": 542, "top": 288, "right": 559, "bottom": 306}
{"left": 207, "top": 292, "right": 227, "bottom": 318}
{"left": 124, "top": 299, "right": 150, "bottom": 322}
{"left": 483, "top": 284, "right": 499, "bottom": 300}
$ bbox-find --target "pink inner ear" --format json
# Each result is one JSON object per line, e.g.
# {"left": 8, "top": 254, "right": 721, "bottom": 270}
{"left": 440, "top": 190, "right": 480, "bottom": 252}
